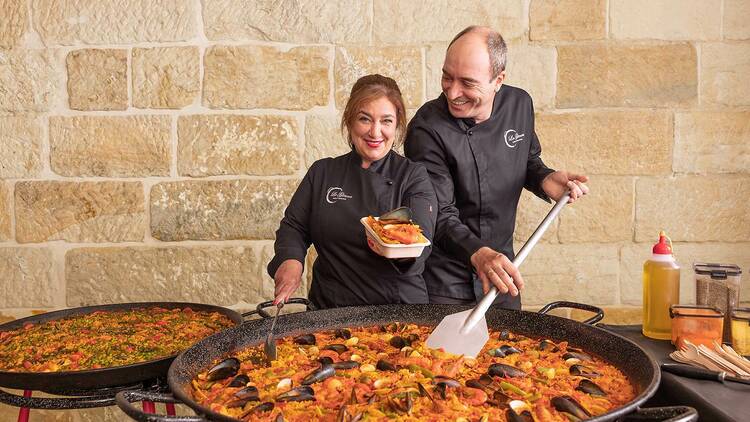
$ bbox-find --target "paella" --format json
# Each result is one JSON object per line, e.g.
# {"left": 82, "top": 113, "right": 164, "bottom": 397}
{"left": 365, "top": 216, "right": 427, "bottom": 245}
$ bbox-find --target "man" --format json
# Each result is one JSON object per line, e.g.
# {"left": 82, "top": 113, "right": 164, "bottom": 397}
{"left": 405, "top": 26, "right": 588, "bottom": 308}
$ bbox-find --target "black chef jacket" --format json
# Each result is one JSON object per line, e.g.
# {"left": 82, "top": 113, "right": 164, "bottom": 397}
{"left": 404, "top": 85, "right": 555, "bottom": 306}
{"left": 267, "top": 150, "right": 437, "bottom": 309}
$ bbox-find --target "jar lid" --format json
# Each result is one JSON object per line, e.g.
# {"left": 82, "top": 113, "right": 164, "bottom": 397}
{"left": 670, "top": 304, "right": 724, "bottom": 319}
{"left": 693, "top": 262, "right": 742, "bottom": 279}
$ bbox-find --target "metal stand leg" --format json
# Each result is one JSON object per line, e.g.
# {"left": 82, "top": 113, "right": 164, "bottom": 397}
{"left": 166, "top": 402, "right": 176, "bottom": 416}
{"left": 142, "top": 400, "right": 156, "bottom": 414}
{"left": 17, "top": 390, "right": 32, "bottom": 422}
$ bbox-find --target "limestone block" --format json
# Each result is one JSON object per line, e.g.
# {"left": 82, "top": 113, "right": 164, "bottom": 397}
{"left": 520, "top": 243, "right": 619, "bottom": 306}
{"left": 178, "top": 114, "right": 299, "bottom": 176}
{"left": 610, "top": 0, "right": 721, "bottom": 40}
{"left": 0, "top": 247, "right": 54, "bottom": 307}
{"left": 701, "top": 43, "right": 750, "bottom": 106}
{"left": 725, "top": 0, "right": 750, "bottom": 40}
{"left": 66, "top": 48, "right": 127, "bottom": 110}
{"left": 304, "top": 115, "right": 349, "bottom": 168}
{"left": 571, "top": 307, "right": 642, "bottom": 325}
{"left": 15, "top": 181, "right": 145, "bottom": 243}
{"left": 424, "top": 43, "right": 449, "bottom": 101}
{"left": 557, "top": 43, "right": 697, "bottom": 108}
{"left": 204, "top": 45, "right": 328, "bottom": 110}
{"left": 674, "top": 111, "right": 750, "bottom": 174}
{"left": 0, "top": 182, "right": 10, "bottom": 241}
{"left": 32, "top": 0, "right": 196, "bottom": 45}
{"left": 202, "top": 0, "right": 370, "bottom": 43}
{"left": 505, "top": 43, "right": 557, "bottom": 110}
{"left": 620, "top": 242, "right": 750, "bottom": 305}
{"left": 335, "top": 46, "right": 422, "bottom": 109}
{"left": 635, "top": 176, "right": 750, "bottom": 242}
{"left": 514, "top": 189, "right": 558, "bottom": 244}
{"left": 66, "top": 245, "right": 271, "bottom": 306}
{"left": 0, "top": 0, "right": 27, "bottom": 47}
{"left": 373, "top": 0, "right": 526, "bottom": 43}
{"left": 50, "top": 116, "right": 170, "bottom": 177}
{"left": 150, "top": 179, "right": 298, "bottom": 241}
{"left": 536, "top": 110, "right": 673, "bottom": 175}
{"left": 558, "top": 176, "right": 633, "bottom": 243}
{"left": 530, "top": 0, "right": 606, "bottom": 41}
{"left": 0, "top": 49, "right": 61, "bottom": 112}
{"left": 0, "top": 116, "right": 41, "bottom": 178}
{"left": 133, "top": 47, "right": 199, "bottom": 109}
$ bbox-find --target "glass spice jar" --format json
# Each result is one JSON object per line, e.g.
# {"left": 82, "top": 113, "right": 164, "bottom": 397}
{"left": 694, "top": 263, "right": 742, "bottom": 343}
{"left": 670, "top": 305, "right": 724, "bottom": 349}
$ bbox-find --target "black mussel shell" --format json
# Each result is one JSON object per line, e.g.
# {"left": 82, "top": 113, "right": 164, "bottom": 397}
{"left": 552, "top": 395, "right": 591, "bottom": 419}
{"left": 276, "top": 386, "right": 315, "bottom": 402}
{"left": 406, "top": 333, "right": 420, "bottom": 344}
{"left": 226, "top": 385, "right": 260, "bottom": 407}
{"left": 318, "top": 356, "right": 334, "bottom": 365}
{"left": 539, "top": 339, "right": 560, "bottom": 352}
{"left": 576, "top": 379, "right": 607, "bottom": 396}
{"left": 228, "top": 374, "right": 250, "bottom": 388}
{"left": 506, "top": 408, "right": 534, "bottom": 422}
{"left": 488, "top": 345, "right": 522, "bottom": 357}
{"left": 488, "top": 363, "right": 527, "bottom": 378}
{"left": 334, "top": 328, "right": 351, "bottom": 339}
{"left": 302, "top": 364, "right": 335, "bottom": 385}
{"left": 332, "top": 360, "right": 360, "bottom": 370}
{"left": 376, "top": 359, "right": 397, "bottom": 371}
{"left": 417, "top": 382, "right": 434, "bottom": 401}
{"left": 323, "top": 344, "right": 348, "bottom": 354}
{"left": 433, "top": 375, "right": 462, "bottom": 388}
{"left": 434, "top": 382, "right": 447, "bottom": 400}
{"left": 389, "top": 336, "right": 407, "bottom": 349}
{"left": 563, "top": 351, "right": 592, "bottom": 362}
{"left": 379, "top": 206, "right": 413, "bottom": 224}
{"left": 293, "top": 334, "right": 316, "bottom": 345}
{"left": 207, "top": 357, "right": 240, "bottom": 381}
{"left": 240, "top": 401, "right": 274, "bottom": 418}
{"left": 569, "top": 364, "right": 601, "bottom": 379}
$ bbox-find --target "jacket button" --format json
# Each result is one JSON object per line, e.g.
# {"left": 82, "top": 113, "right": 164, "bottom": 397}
{"left": 386, "top": 180, "right": 393, "bottom": 185}
{"left": 468, "top": 130, "right": 473, "bottom": 136}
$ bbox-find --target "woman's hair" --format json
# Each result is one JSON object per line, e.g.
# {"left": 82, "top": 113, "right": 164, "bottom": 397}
{"left": 341, "top": 74, "right": 407, "bottom": 148}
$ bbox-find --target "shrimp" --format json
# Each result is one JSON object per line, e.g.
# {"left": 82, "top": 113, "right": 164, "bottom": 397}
{"left": 460, "top": 387, "right": 488, "bottom": 406}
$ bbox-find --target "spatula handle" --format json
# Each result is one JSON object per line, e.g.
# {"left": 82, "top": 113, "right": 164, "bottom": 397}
{"left": 461, "top": 192, "right": 570, "bottom": 334}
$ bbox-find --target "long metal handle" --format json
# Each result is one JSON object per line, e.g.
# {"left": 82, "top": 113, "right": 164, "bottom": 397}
{"left": 460, "top": 192, "right": 570, "bottom": 334}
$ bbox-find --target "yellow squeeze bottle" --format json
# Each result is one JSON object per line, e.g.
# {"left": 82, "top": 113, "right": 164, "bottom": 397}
{"left": 642, "top": 231, "right": 680, "bottom": 340}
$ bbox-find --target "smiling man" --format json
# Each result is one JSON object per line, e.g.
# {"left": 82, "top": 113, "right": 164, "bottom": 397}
{"left": 405, "top": 26, "right": 589, "bottom": 308}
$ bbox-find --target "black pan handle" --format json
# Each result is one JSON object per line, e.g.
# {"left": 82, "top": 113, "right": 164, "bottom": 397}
{"left": 621, "top": 406, "right": 698, "bottom": 422}
{"left": 241, "top": 309, "right": 261, "bottom": 319}
{"left": 257, "top": 297, "right": 314, "bottom": 318}
{"left": 115, "top": 390, "right": 206, "bottom": 422}
{"left": 0, "top": 387, "right": 116, "bottom": 409}
{"left": 537, "top": 301, "right": 604, "bottom": 325}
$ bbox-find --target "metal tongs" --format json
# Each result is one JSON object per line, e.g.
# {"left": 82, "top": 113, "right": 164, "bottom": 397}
{"left": 263, "top": 302, "right": 283, "bottom": 361}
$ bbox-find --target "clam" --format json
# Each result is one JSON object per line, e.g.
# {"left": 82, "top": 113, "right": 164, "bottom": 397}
{"left": 334, "top": 328, "right": 352, "bottom": 339}
{"left": 488, "top": 363, "right": 527, "bottom": 378}
{"left": 569, "top": 364, "right": 601, "bottom": 379}
{"left": 376, "top": 359, "right": 397, "bottom": 371}
{"left": 227, "top": 374, "right": 249, "bottom": 388}
{"left": 293, "top": 334, "right": 316, "bottom": 345}
{"left": 301, "top": 363, "right": 335, "bottom": 385}
{"left": 552, "top": 395, "right": 591, "bottom": 419}
{"left": 276, "top": 386, "right": 315, "bottom": 402}
{"left": 379, "top": 206, "right": 413, "bottom": 224}
{"left": 323, "top": 344, "right": 349, "bottom": 354}
{"left": 576, "top": 379, "right": 607, "bottom": 397}
{"left": 206, "top": 357, "right": 240, "bottom": 381}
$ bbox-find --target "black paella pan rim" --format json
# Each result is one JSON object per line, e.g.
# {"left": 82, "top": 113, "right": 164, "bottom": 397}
{"left": 0, "top": 301, "right": 244, "bottom": 391}
{"left": 167, "top": 303, "right": 660, "bottom": 422}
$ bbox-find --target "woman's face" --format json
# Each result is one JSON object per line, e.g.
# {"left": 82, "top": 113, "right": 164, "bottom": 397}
{"left": 349, "top": 96, "right": 398, "bottom": 168}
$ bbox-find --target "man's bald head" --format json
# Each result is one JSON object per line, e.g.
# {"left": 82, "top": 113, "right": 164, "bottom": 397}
{"left": 447, "top": 26, "right": 507, "bottom": 81}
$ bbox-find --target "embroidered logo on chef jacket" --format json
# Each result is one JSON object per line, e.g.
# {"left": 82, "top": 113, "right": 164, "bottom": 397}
{"left": 504, "top": 129, "right": 525, "bottom": 148}
{"left": 326, "top": 187, "right": 353, "bottom": 203}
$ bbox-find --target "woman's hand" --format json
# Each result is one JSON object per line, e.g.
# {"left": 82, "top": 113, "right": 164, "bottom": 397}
{"left": 542, "top": 170, "right": 589, "bottom": 203}
{"left": 273, "top": 259, "right": 304, "bottom": 305}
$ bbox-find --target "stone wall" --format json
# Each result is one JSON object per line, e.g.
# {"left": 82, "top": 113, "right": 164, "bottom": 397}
{"left": 0, "top": 0, "right": 749, "bottom": 419}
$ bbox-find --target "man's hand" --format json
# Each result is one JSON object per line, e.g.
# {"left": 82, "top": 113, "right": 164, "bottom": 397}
{"left": 273, "top": 259, "right": 303, "bottom": 305}
{"left": 542, "top": 170, "right": 589, "bottom": 203}
{"left": 470, "top": 247, "right": 524, "bottom": 296}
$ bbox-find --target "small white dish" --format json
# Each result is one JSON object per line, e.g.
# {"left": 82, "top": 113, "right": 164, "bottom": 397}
{"left": 360, "top": 217, "right": 431, "bottom": 259}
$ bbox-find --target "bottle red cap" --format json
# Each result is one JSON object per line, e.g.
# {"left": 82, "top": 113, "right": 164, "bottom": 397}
{"left": 652, "top": 231, "right": 673, "bottom": 255}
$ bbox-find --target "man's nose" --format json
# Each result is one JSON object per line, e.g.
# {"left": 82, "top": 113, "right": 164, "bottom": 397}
{"left": 444, "top": 81, "right": 460, "bottom": 99}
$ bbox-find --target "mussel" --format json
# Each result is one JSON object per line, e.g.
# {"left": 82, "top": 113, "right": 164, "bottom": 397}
{"left": 506, "top": 408, "right": 534, "bottom": 422}
{"left": 569, "top": 364, "right": 601, "bottom": 379}
{"left": 318, "top": 356, "right": 334, "bottom": 365}
{"left": 563, "top": 350, "right": 592, "bottom": 362}
{"left": 239, "top": 401, "right": 274, "bottom": 419}
{"left": 334, "top": 328, "right": 352, "bottom": 339}
{"left": 488, "top": 363, "right": 527, "bottom": 378}
{"left": 226, "top": 385, "right": 260, "bottom": 407}
{"left": 302, "top": 364, "right": 335, "bottom": 385}
{"left": 406, "top": 333, "right": 420, "bottom": 344}
{"left": 379, "top": 206, "right": 413, "bottom": 224}
{"left": 206, "top": 357, "right": 240, "bottom": 381}
{"left": 499, "top": 330, "right": 516, "bottom": 341}
{"left": 376, "top": 359, "right": 397, "bottom": 371}
{"left": 552, "top": 396, "right": 591, "bottom": 419}
{"left": 433, "top": 376, "right": 462, "bottom": 388}
{"left": 538, "top": 339, "right": 560, "bottom": 352}
{"left": 293, "top": 334, "right": 316, "bottom": 345}
{"left": 487, "top": 390, "right": 511, "bottom": 407}
{"left": 576, "top": 379, "right": 607, "bottom": 396}
{"left": 332, "top": 360, "right": 360, "bottom": 370}
{"left": 276, "top": 386, "right": 315, "bottom": 402}
{"left": 389, "top": 336, "right": 408, "bottom": 349}
{"left": 227, "top": 374, "right": 249, "bottom": 388}
{"left": 323, "top": 344, "right": 349, "bottom": 354}
{"left": 487, "top": 345, "right": 522, "bottom": 357}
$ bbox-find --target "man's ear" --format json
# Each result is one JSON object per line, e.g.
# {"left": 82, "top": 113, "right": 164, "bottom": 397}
{"left": 494, "top": 70, "right": 506, "bottom": 92}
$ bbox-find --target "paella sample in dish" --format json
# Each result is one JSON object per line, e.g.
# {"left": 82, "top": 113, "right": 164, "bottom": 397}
{"left": 364, "top": 216, "right": 427, "bottom": 245}
{"left": 192, "top": 323, "right": 635, "bottom": 421}
{"left": 0, "top": 307, "right": 234, "bottom": 372}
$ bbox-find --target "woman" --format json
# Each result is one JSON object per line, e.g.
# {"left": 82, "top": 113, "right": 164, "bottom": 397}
{"left": 268, "top": 74, "right": 437, "bottom": 309}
